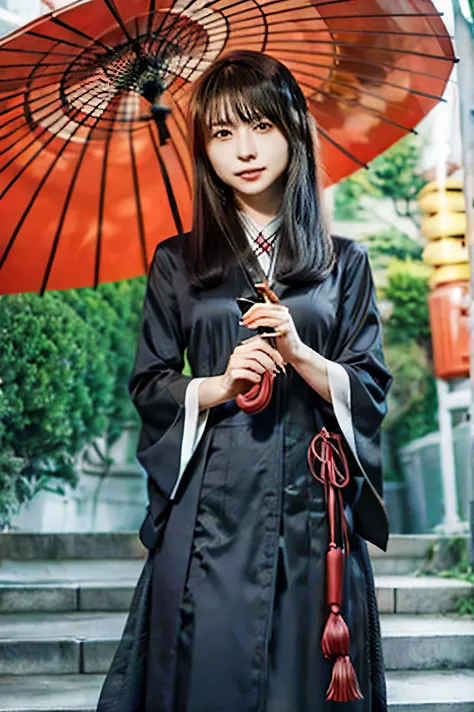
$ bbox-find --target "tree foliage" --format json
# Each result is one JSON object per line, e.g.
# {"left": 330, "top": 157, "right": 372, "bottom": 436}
{"left": 381, "top": 260, "right": 438, "bottom": 450}
{"left": 334, "top": 133, "right": 426, "bottom": 227}
{"left": 0, "top": 279, "right": 146, "bottom": 528}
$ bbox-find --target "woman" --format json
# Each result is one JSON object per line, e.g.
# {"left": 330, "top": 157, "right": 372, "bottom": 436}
{"left": 97, "top": 50, "right": 393, "bottom": 712}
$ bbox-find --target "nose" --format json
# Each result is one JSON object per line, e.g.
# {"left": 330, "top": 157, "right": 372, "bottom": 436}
{"left": 236, "top": 126, "right": 257, "bottom": 161}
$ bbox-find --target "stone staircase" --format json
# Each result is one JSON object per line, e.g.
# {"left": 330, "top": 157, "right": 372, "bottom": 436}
{"left": 0, "top": 533, "right": 472, "bottom": 711}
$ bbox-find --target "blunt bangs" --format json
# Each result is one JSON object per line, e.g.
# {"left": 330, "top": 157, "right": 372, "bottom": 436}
{"left": 198, "top": 61, "right": 294, "bottom": 139}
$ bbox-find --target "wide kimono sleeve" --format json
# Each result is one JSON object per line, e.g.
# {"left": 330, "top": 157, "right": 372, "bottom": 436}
{"left": 325, "top": 243, "right": 394, "bottom": 551}
{"left": 128, "top": 243, "right": 209, "bottom": 543}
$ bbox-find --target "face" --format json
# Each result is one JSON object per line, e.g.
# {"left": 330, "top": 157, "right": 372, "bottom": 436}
{"left": 205, "top": 109, "right": 289, "bottom": 202}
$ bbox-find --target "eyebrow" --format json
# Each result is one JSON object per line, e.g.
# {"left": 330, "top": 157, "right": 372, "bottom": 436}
{"left": 209, "top": 119, "right": 234, "bottom": 128}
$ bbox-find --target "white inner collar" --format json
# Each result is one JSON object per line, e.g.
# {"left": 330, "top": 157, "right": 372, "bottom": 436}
{"left": 238, "top": 210, "right": 282, "bottom": 244}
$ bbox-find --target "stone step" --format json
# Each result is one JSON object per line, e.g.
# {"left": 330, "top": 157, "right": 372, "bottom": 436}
{"left": 0, "top": 533, "right": 146, "bottom": 561}
{"left": 1, "top": 532, "right": 463, "bottom": 572}
{"left": 1, "top": 560, "right": 471, "bottom": 615}
{"left": 0, "top": 670, "right": 473, "bottom": 711}
{"left": 0, "top": 612, "right": 472, "bottom": 676}
{"left": 0, "top": 560, "right": 142, "bottom": 613}
{"left": 368, "top": 535, "right": 461, "bottom": 576}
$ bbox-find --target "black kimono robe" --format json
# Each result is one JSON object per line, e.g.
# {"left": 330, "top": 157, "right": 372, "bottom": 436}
{"left": 97, "top": 233, "right": 393, "bottom": 712}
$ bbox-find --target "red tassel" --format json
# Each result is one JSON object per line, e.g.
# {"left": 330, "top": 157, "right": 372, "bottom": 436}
{"left": 322, "top": 607, "right": 350, "bottom": 658}
{"left": 326, "top": 655, "right": 364, "bottom": 702}
{"left": 322, "top": 545, "right": 350, "bottom": 659}
{"left": 308, "top": 430, "right": 364, "bottom": 703}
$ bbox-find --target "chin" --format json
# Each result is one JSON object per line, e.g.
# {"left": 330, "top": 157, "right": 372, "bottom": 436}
{"left": 233, "top": 179, "right": 276, "bottom": 196}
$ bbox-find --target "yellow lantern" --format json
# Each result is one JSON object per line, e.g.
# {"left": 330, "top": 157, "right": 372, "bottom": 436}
{"left": 418, "top": 178, "right": 470, "bottom": 378}
{"left": 418, "top": 178, "right": 469, "bottom": 289}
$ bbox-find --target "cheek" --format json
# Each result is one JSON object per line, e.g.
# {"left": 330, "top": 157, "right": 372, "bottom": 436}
{"left": 207, "top": 144, "right": 230, "bottom": 181}
{"left": 271, "top": 136, "right": 289, "bottom": 172}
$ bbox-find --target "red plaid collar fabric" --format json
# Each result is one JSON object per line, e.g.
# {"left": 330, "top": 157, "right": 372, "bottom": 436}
{"left": 238, "top": 211, "right": 282, "bottom": 260}
{"left": 253, "top": 230, "right": 278, "bottom": 258}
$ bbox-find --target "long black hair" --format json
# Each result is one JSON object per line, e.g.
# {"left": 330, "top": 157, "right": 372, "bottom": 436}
{"left": 186, "top": 50, "right": 335, "bottom": 290}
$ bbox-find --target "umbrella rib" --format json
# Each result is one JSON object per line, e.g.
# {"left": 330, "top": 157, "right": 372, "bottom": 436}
{"left": 27, "top": 30, "right": 106, "bottom": 59}
{"left": 0, "top": 75, "right": 109, "bottom": 122}
{"left": 0, "top": 47, "right": 83, "bottom": 59}
{"left": 154, "top": 13, "right": 210, "bottom": 78}
{"left": 239, "top": 0, "right": 269, "bottom": 53}
{"left": 129, "top": 128, "right": 149, "bottom": 273}
{"left": 212, "top": 26, "right": 454, "bottom": 41}
{"left": 199, "top": 3, "right": 449, "bottom": 34}
{"left": 3, "top": 60, "right": 92, "bottom": 69}
{"left": 1, "top": 84, "right": 112, "bottom": 152}
{"left": 161, "top": 97, "right": 193, "bottom": 194}
{"left": 0, "top": 67, "right": 90, "bottom": 82}
{"left": 51, "top": 16, "right": 111, "bottom": 51}
{"left": 0, "top": 138, "right": 71, "bottom": 272}
{"left": 200, "top": 11, "right": 447, "bottom": 38}
{"left": 302, "top": 80, "right": 417, "bottom": 134}
{"left": 0, "top": 91, "right": 104, "bottom": 273}
{"left": 102, "top": 0, "right": 134, "bottom": 44}
{"left": 156, "top": 2, "right": 229, "bottom": 71}
{"left": 201, "top": 0, "right": 346, "bottom": 24}
{"left": 264, "top": 48, "right": 455, "bottom": 83}
{"left": 198, "top": 0, "right": 347, "bottom": 31}
{"left": 290, "top": 63, "right": 447, "bottom": 104}
{"left": 0, "top": 53, "right": 110, "bottom": 84}
{"left": 0, "top": 87, "right": 112, "bottom": 192}
{"left": 265, "top": 39, "right": 457, "bottom": 63}
{"left": 313, "top": 122, "right": 368, "bottom": 169}
{"left": 40, "top": 118, "right": 100, "bottom": 295}
{"left": 148, "top": 124, "right": 184, "bottom": 238}
{"left": 95, "top": 131, "right": 113, "bottom": 289}
{"left": 152, "top": 0, "right": 194, "bottom": 62}
{"left": 147, "top": 0, "right": 157, "bottom": 39}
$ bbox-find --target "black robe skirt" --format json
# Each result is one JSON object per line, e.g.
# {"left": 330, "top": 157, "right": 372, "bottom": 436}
{"left": 97, "top": 233, "right": 394, "bottom": 712}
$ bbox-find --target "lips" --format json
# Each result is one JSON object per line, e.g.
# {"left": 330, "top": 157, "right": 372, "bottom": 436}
{"left": 236, "top": 168, "right": 264, "bottom": 177}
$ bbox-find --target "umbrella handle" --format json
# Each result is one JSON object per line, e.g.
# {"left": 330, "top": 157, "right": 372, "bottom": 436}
{"left": 235, "top": 281, "right": 279, "bottom": 414}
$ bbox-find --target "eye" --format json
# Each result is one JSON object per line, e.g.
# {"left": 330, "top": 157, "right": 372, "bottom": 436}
{"left": 255, "top": 121, "right": 273, "bottom": 131}
{"left": 212, "top": 128, "right": 232, "bottom": 139}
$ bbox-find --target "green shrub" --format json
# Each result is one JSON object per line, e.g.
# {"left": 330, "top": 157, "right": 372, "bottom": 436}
{"left": 365, "top": 227, "right": 423, "bottom": 268}
{"left": 0, "top": 293, "right": 114, "bottom": 525}
{"left": 381, "top": 259, "right": 438, "bottom": 449}
{"left": 0, "top": 277, "right": 148, "bottom": 527}
{"left": 383, "top": 259, "right": 433, "bottom": 352}
{"left": 94, "top": 278, "right": 146, "bottom": 443}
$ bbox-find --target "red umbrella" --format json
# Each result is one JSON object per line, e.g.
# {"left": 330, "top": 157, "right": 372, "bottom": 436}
{"left": 0, "top": 0, "right": 456, "bottom": 294}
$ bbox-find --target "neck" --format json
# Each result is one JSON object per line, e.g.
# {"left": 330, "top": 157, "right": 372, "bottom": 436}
{"left": 234, "top": 183, "right": 283, "bottom": 231}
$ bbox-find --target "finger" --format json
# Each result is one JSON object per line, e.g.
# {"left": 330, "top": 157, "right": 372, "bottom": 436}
{"left": 249, "top": 354, "right": 280, "bottom": 373}
{"left": 238, "top": 352, "right": 277, "bottom": 373}
{"left": 235, "top": 356, "right": 267, "bottom": 374}
{"left": 244, "top": 317, "right": 282, "bottom": 329}
{"left": 237, "top": 338, "right": 283, "bottom": 363}
{"left": 240, "top": 339, "right": 284, "bottom": 364}
{"left": 232, "top": 369, "right": 262, "bottom": 384}
{"left": 244, "top": 304, "right": 287, "bottom": 320}
{"left": 240, "top": 334, "right": 263, "bottom": 345}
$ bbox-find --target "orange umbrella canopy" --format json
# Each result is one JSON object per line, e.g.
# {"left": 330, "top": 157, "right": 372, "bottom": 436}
{"left": 0, "top": 0, "right": 455, "bottom": 294}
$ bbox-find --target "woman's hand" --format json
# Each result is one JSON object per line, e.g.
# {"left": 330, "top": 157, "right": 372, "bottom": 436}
{"left": 241, "top": 302, "right": 303, "bottom": 365}
{"left": 220, "top": 335, "right": 286, "bottom": 400}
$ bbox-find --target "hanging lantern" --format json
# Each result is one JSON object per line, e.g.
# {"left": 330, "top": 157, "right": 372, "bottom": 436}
{"left": 418, "top": 178, "right": 470, "bottom": 379}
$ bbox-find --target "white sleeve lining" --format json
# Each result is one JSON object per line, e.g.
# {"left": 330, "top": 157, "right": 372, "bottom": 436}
{"left": 326, "top": 360, "right": 381, "bottom": 503}
{"left": 170, "top": 377, "right": 210, "bottom": 501}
